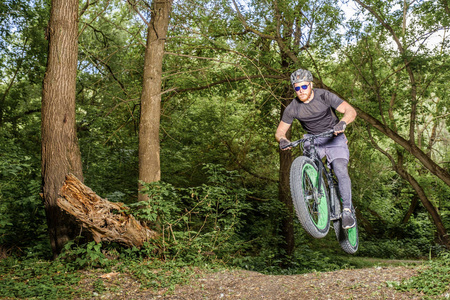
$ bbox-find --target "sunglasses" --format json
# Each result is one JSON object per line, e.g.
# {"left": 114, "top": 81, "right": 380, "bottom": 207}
{"left": 294, "top": 83, "right": 310, "bottom": 91}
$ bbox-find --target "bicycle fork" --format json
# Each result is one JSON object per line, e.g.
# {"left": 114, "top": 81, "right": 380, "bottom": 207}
{"left": 316, "top": 161, "right": 340, "bottom": 221}
{"left": 310, "top": 139, "right": 340, "bottom": 221}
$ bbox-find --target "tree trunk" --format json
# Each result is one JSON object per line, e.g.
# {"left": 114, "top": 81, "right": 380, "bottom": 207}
{"left": 401, "top": 195, "right": 419, "bottom": 225}
{"left": 279, "top": 148, "right": 294, "bottom": 256}
{"left": 138, "top": 0, "right": 173, "bottom": 202}
{"left": 278, "top": 96, "right": 294, "bottom": 257}
{"left": 41, "top": 0, "right": 83, "bottom": 258}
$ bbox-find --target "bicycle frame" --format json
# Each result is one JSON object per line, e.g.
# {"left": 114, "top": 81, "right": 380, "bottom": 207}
{"left": 285, "top": 130, "right": 359, "bottom": 253}
{"left": 285, "top": 130, "right": 341, "bottom": 220}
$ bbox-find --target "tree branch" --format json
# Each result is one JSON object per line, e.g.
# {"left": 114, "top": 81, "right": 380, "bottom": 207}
{"left": 320, "top": 82, "right": 450, "bottom": 186}
{"left": 79, "top": 0, "right": 110, "bottom": 37}
{"left": 127, "top": 0, "right": 150, "bottom": 27}
{"left": 231, "top": 0, "right": 300, "bottom": 64}
{"left": 353, "top": 0, "right": 419, "bottom": 158}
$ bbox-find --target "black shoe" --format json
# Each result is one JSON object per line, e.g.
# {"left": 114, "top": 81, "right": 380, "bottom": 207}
{"left": 342, "top": 208, "right": 356, "bottom": 229}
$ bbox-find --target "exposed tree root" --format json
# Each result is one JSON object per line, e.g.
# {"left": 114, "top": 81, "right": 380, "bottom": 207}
{"left": 57, "top": 173, "right": 158, "bottom": 248}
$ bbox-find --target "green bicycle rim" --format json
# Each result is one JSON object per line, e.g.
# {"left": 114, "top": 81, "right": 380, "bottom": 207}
{"left": 302, "top": 164, "right": 328, "bottom": 230}
{"left": 346, "top": 226, "right": 357, "bottom": 246}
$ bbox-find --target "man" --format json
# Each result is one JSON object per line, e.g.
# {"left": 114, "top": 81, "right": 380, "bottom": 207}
{"left": 275, "top": 69, "right": 357, "bottom": 229}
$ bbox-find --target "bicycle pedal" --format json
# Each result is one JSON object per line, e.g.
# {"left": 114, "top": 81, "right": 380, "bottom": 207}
{"left": 330, "top": 214, "right": 341, "bottom": 221}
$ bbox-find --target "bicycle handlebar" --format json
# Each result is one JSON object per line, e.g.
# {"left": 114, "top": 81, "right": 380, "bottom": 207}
{"left": 281, "top": 129, "right": 335, "bottom": 150}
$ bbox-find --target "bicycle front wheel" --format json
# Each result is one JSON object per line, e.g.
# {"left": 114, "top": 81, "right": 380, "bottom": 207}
{"left": 290, "top": 156, "right": 330, "bottom": 238}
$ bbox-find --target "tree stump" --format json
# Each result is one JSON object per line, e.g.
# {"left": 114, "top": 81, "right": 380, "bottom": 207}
{"left": 57, "top": 173, "right": 158, "bottom": 248}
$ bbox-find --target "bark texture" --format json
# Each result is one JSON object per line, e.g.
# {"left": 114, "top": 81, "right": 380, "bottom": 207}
{"left": 41, "top": 0, "right": 83, "bottom": 257}
{"left": 278, "top": 90, "right": 294, "bottom": 257}
{"left": 138, "top": 0, "right": 173, "bottom": 201}
{"left": 57, "top": 174, "right": 158, "bottom": 247}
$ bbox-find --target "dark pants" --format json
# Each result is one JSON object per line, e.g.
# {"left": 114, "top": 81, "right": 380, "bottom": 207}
{"left": 304, "top": 134, "right": 352, "bottom": 209}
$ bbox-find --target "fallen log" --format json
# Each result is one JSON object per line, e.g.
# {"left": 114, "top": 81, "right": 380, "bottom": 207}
{"left": 57, "top": 173, "right": 158, "bottom": 248}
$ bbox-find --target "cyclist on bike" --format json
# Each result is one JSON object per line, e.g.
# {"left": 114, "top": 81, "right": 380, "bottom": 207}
{"left": 275, "top": 68, "right": 357, "bottom": 229}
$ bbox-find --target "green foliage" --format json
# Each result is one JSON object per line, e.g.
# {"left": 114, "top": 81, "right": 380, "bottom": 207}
{"left": 0, "top": 257, "right": 85, "bottom": 299}
{"left": 0, "top": 0, "right": 50, "bottom": 257}
{"left": 358, "top": 238, "right": 430, "bottom": 259}
{"left": 92, "top": 278, "right": 106, "bottom": 294}
{"left": 0, "top": 2, "right": 449, "bottom": 297}
{"left": 131, "top": 181, "right": 180, "bottom": 223}
{"left": 0, "top": 134, "right": 49, "bottom": 257}
{"left": 392, "top": 251, "right": 450, "bottom": 296}
{"left": 117, "top": 257, "right": 200, "bottom": 291}
{"left": 59, "top": 241, "right": 112, "bottom": 270}
{"left": 132, "top": 164, "right": 251, "bottom": 264}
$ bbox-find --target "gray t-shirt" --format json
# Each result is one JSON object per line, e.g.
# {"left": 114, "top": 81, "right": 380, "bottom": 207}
{"left": 281, "top": 88, "right": 343, "bottom": 134}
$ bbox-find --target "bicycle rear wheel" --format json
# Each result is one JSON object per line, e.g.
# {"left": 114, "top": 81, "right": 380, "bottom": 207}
{"left": 332, "top": 197, "right": 359, "bottom": 254}
{"left": 290, "top": 156, "right": 330, "bottom": 238}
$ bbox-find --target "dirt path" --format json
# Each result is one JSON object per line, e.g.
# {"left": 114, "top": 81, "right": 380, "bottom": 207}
{"left": 164, "top": 266, "right": 422, "bottom": 299}
{"left": 82, "top": 264, "right": 434, "bottom": 299}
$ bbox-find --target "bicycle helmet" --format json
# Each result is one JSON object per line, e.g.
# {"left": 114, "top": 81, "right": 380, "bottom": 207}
{"left": 290, "top": 69, "right": 313, "bottom": 86}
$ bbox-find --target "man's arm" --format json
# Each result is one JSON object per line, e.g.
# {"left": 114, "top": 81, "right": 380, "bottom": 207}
{"left": 336, "top": 101, "right": 357, "bottom": 125}
{"left": 333, "top": 101, "right": 357, "bottom": 134}
{"left": 275, "top": 121, "right": 291, "bottom": 142}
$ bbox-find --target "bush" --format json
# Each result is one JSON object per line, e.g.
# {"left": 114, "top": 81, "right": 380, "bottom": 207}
{"left": 0, "top": 135, "right": 50, "bottom": 258}
{"left": 130, "top": 164, "right": 251, "bottom": 264}
{"left": 357, "top": 238, "right": 430, "bottom": 259}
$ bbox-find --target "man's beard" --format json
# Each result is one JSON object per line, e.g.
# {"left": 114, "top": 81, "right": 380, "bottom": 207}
{"left": 298, "top": 89, "right": 312, "bottom": 102}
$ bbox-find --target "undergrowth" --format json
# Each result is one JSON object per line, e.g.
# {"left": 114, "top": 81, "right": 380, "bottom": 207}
{"left": 0, "top": 164, "right": 444, "bottom": 299}
{"left": 390, "top": 251, "right": 450, "bottom": 298}
{"left": 0, "top": 241, "right": 224, "bottom": 299}
{"left": 0, "top": 256, "right": 84, "bottom": 299}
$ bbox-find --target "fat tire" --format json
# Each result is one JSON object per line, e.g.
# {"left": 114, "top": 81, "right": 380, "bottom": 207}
{"left": 290, "top": 156, "right": 330, "bottom": 238}
{"left": 332, "top": 199, "right": 359, "bottom": 254}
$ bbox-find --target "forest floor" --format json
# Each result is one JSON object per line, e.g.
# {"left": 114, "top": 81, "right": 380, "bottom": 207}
{"left": 74, "top": 259, "right": 450, "bottom": 299}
